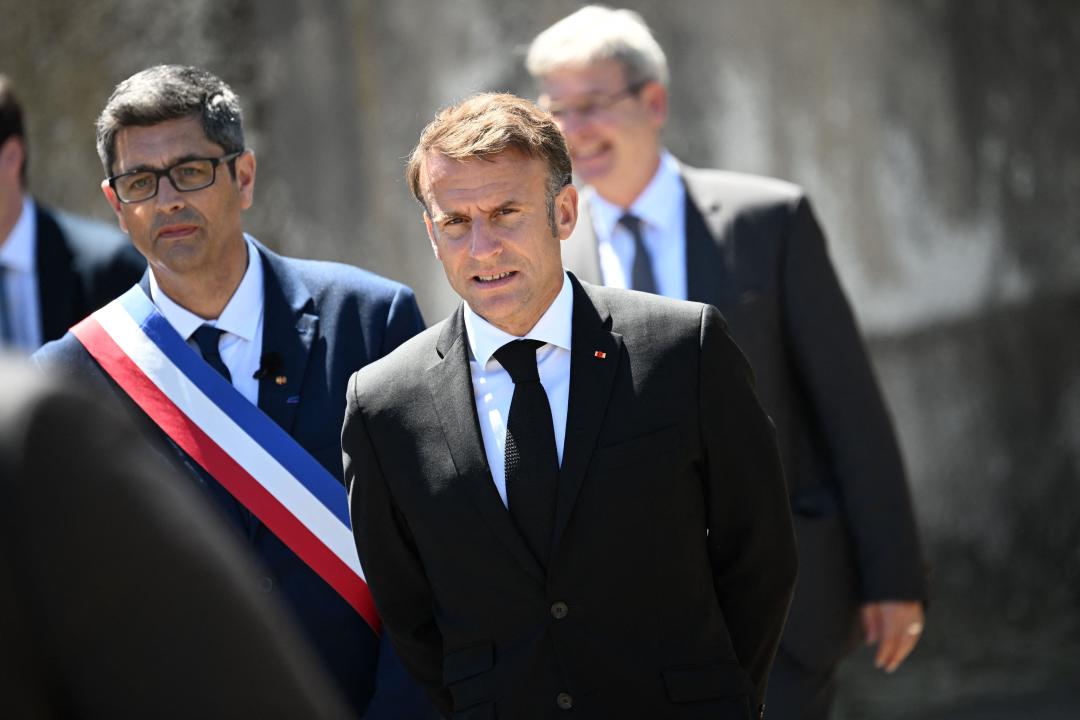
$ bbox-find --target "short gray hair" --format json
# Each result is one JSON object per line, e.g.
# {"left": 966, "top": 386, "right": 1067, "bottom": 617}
{"left": 96, "top": 65, "right": 244, "bottom": 176}
{"left": 525, "top": 5, "right": 669, "bottom": 87}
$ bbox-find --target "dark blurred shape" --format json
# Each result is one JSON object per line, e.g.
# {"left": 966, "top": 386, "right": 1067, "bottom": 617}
{"left": 0, "top": 355, "right": 350, "bottom": 719}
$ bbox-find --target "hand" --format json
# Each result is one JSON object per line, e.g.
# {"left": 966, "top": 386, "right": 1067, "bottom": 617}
{"left": 859, "top": 600, "right": 924, "bottom": 673}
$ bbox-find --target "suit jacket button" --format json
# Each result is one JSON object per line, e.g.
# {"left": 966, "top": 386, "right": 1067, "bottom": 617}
{"left": 259, "top": 576, "right": 274, "bottom": 593}
{"left": 550, "top": 601, "right": 569, "bottom": 619}
{"left": 556, "top": 692, "right": 573, "bottom": 710}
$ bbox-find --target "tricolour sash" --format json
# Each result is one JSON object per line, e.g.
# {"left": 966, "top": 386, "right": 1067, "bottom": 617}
{"left": 71, "top": 285, "right": 380, "bottom": 634}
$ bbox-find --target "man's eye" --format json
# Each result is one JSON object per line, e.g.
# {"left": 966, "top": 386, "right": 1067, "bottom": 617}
{"left": 444, "top": 217, "right": 465, "bottom": 227}
{"left": 496, "top": 208, "right": 516, "bottom": 216}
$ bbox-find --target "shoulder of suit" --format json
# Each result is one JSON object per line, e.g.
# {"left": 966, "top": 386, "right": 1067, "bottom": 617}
{"left": 263, "top": 247, "right": 418, "bottom": 305}
{"left": 678, "top": 163, "right": 808, "bottom": 206}
{"left": 348, "top": 320, "right": 443, "bottom": 394}
{"left": 581, "top": 281, "right": 707, "bottom": 335}
{"left": 31, "top": 330, "right": 94, "bottom": 373}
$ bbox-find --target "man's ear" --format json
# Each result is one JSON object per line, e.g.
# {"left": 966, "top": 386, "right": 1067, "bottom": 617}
{"left": 640, "top": 81, "right": 669, "bottom": 132}
{"left": 234, "top": 150, "right": 256, "bottom": 209}
{"left": 424, "top": 212, "right": 440, "bottom": 260}
{"left": 555, "top": 184, "right": 579, "bottom": 242}
{"left": 100, "top": 180, "right": 129, "bottom": 234}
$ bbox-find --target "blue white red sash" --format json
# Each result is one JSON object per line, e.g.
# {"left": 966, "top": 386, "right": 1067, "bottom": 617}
{"left": 71, "top": 285, "right": 380, "bottom": 634}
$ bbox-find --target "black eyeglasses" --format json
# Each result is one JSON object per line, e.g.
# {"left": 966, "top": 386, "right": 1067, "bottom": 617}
{"left": 107, "top": 151, "right": 244, "bottom": 204}
{"left": 539, "top": 81, "right": 648, "bottom": 122}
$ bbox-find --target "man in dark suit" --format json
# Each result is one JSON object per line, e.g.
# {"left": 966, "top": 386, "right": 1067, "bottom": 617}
{"left": 34, "top": 65, "right": 436, "bottom": 719}
{"left": 0, "top": 355, "right": 352, "bottom": 719}
{"left": 526, "top": 7, "right": 927, "bottom": 718}
{"left": 344, "top": 92, "right": 796, "bottom": 719}
{"left": 0, "top": 74, "right": 144, "bottom": 351}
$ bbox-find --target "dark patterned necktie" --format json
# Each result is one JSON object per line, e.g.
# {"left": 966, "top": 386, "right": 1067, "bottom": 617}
{"left": 192, "top": 325, "right": 232, "bottom": 383}
{"left": 618, "top": 213, "right": 658, "bottom": 294}
{"left": 494, "top": 339, "right": 558, "bottom": 568}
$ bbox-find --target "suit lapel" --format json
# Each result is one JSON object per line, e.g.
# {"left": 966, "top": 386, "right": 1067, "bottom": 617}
{"left": 426, "top": 308, "right": 546, "bottom": 585}
{"left": 256, "top": 245, "right": 317, "bottom": 435}
{"left": 682, "top": 167, "right": 737, "bottom": 309}
{"left": 35, "top": 206, "right": 80, "bottom": 343}
{"left": 561, "top": 197, "right": 603, "bottom": 285}
{"left": 552, "top": 275, "right": 623, "bottom": 549}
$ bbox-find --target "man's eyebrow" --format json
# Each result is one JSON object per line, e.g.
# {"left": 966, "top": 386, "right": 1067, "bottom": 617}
{"left": 116, "top": 153, "right": 209, "bottom": 175}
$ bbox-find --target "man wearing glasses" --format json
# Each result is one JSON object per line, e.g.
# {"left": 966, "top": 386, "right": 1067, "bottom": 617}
{"left": 527, "top": 7, "right": 927, "bottom": 719}
{"left": 35, "top": 65, "right": 436, "bottom": 719}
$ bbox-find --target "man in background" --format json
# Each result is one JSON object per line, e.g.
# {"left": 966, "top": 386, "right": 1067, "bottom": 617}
{"left": 0, "top": 74, "right": 143, "bottom": 351}
{"left": 527, "top": 6, "right": 927, "bottom": 718}
{"left": 35, "top": 65, "right": 436, "bottom": 719}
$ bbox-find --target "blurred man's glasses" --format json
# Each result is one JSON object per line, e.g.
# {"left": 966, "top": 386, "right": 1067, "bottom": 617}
{"left": 540, "top": 81, "right": 647, "bottom": 122}
{"left": 108, "top": 151, "right": 244, "bottom": 203}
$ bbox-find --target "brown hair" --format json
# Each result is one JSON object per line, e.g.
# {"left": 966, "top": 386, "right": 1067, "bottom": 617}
{"left": 406, "top": 92, "right": 572, "bottom": 213}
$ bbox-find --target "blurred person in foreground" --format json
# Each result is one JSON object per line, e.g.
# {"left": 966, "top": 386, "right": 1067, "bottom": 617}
{"left": 527, "top": 6, "right": 928, "bottom": 718}
{"left": 0, "top": 74, "right": 144, "bottom": 352}
{"left": 344, "top": 92, "right": 796, "bottom": 719}
{"left": 0, "top": 355, "right": 351, "bottom": 718}
{"left": 34, "top": 64, "right": 436, "bottom": 719}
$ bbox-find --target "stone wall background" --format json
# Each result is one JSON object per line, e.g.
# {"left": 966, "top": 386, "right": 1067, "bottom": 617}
{"left": 4, "top": 0, "right": 1077, "bottom": 716}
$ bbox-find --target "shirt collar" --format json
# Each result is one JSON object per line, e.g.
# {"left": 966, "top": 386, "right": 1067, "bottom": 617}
{"left": 586, "top": 150, "right": 685, "bottom": 240}
{"left": 149, "top": 234, "right": 264, "bottom": 342}
{"left": 0, "top": 196, "right": 37, "bottom": 272}
{"left": 464, "top": 271, "right": 574, "bottom": 368}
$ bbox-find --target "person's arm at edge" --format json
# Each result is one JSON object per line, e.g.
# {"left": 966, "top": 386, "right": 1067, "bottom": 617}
{"left": 344, "top": 371, "right": 451, "bottom": 717}
{"left": 700, "top": 303, "right": 798, "bottom": 710}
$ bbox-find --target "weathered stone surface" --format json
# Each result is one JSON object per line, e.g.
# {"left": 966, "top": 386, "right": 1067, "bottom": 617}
{"left": 4, "top": 0, "right": 1077, "bottom": 714}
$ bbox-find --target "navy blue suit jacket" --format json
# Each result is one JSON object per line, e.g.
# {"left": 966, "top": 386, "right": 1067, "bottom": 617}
{"left": 35, "top": 242, "right": 437, "bottom": 719}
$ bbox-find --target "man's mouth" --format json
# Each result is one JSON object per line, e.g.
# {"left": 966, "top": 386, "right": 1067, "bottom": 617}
{"left": 156, "top": 224, "right": 199, "bottom": 240}
{"left": 475, "top": 271, "right": 515, "bottom": 283}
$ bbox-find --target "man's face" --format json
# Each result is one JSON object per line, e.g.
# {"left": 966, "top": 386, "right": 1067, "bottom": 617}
{"left": 101, "top": 115, "right": 254, "bottom": 292}
{"left": 421, "top": 149, "right": 578, "bottom": 337}
{"left": 538, "top": 58, "right": 667, "bottom": 206}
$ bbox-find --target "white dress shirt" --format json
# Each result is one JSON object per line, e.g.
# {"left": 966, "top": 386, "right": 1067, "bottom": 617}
{"left": 464, "top": 272, "right": 573, "bottom": 508}
{"left": 0, "top": 196, "right": 42, "bottom": 351}
{"left": 149, "top": 234, "right": 265, "bottom": 404}
{"left": 585, "top": 150, "right": 688, "bottom": 300}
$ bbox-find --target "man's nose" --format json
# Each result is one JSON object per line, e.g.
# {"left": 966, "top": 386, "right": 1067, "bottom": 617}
{"left": 155, "top": 175, "right": 187, "bottom": 212}
{"left": 468, "top": 224, "right": 502, "bottom": 259}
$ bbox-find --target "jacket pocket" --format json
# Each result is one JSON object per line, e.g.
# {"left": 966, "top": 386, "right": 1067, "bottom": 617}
{"left": 662, "top": 661, "right": 753, "bottom": 703}
{"left": 443, "top": 642, "right": 494, "bottom": 711}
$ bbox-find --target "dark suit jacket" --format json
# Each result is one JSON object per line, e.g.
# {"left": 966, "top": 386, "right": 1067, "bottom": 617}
{"left": 34, "top": 203, "right": 145, "bottom": 344}
{"left": 0, "top": 356, "right": 352, "bottom": 719}
{"left": 34, "top": 242, "right": 436, "bottom": 719}
{"left": 344, "top": 275, "right": 797, "bottom": 719}
{"left": 562, "top": 164, "right": 927, "bottom": 670}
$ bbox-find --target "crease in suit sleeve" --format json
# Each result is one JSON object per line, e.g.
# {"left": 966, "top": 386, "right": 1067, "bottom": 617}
{"left": 780, "top": 196, "right": 927, "bottom": 602}
{"left": 698, "top": 303, "right": 798, "bottom": 708}
{"left": 343, "top": 375, "right": 451, "bottom": 716}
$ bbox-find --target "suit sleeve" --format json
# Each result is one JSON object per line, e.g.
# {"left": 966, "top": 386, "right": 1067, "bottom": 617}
{"left": 343, "top": 374, "right": 451, "bottom": 717}
{"left": 381, "top": 286, "right": 426, "bottom": 356}
{"left": 782, "top": 196, "right": 926, "bottom": 602}
{"left": 700, "top": 304, "right": 797, "bottom": 707}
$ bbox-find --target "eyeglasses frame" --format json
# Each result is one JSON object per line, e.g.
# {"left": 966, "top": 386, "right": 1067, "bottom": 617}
{"left": 107, "top": 150, "right": 245, "bottom": 204}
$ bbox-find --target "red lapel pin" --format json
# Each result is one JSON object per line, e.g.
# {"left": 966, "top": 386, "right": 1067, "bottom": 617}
{"left": 593, "top": 351, "right": 607, "bottom": 359}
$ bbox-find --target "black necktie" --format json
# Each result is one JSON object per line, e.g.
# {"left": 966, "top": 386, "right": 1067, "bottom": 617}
{"left": 618, "top": 213, "right": 657, "bottom": 294}
{"left": 192, "top": 325, "right": 232, "bottom": 383}
{"left": 494, "top": 339, "right": 558, "bottom": 568}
